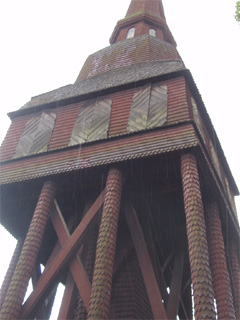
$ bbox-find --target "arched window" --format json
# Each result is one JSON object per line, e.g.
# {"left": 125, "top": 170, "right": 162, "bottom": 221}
{"left": 149, "top": 28, "right": 157, "bottom": 37}
{"left": 126, "top": 27, "right": 135, "bottom": 39}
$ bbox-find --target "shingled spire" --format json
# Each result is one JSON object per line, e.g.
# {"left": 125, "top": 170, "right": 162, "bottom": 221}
{"left": 125, "top": 0, "right": 166, "bottom": 20}
{"left": 75, "top": 0, "right": 180, "bottom": 83}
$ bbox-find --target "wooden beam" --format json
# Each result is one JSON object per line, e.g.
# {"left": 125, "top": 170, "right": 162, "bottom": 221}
{"left": 125, "top": 205, "right": 167, "bottom": 320}
{"left": 45, "top": 284, "right": 58, "bottom": 320}
{"left": 32, "top": 264, "right": 48, "bottom": 320}
{"left": 45, "top": 241, "right": 61, "bottom": 270}
{"left": 58, "top": 273, "right": 76, "bottom": 320}
{"left": 113, "top": 239, "right": 134, "bottom": 278}
{"left": 142, "top": 200, "right": 169, "bottom": 302}
{"left": 162, "top": 252, "right": 173, "bottom": 273}
{"left": 51, "top": 200, "right": 91, "bottom": 312}
{"left": 166, "top": 249, "right": 184, "bottom": 319}
{"left": 20, "top": 189, "right": 105, "bottom": 319}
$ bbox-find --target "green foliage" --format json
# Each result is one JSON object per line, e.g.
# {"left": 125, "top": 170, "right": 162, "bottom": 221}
{"left": 236, "top": 1, "right": 240, "bottom": 22}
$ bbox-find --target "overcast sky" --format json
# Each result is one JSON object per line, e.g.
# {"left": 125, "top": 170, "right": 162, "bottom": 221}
{"left": 0, "top": 0, "right": 239, "bottom": 315}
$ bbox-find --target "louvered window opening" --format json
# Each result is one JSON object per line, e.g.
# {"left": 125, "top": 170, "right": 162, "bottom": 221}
{"left": 69, "top": 98, "right": 112, "bottom": 146}
{"left": 126, "top": 27, "right": 135, "bottom": 39}
{"left": 127, "top": 83, "right": 168, "bottom": 133}
{"left": 14, "top": 111, "right": 57, "bottom": 158}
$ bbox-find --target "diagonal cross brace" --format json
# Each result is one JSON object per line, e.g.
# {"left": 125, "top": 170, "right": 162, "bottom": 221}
{"left": 124, "top": 205, "right": 167, "bottom": 320}
{"left": 51, "top": 199, "right": 92, "bottom": 312}
{"left": 58, "top": 272, "right": 76, "bottom": 320}
{"left": 20, "top": 189, "right": 105, "bottom": 319}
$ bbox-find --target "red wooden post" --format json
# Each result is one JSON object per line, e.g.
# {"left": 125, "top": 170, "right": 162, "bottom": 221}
{"left": 87, "top": 167, "right": 123, "bottom": 320}
{"left": 0, "top": 238, "right": 24, "bottom": 309}
{"left": 205, "top": 200, "right": 236, "bottom": 320}
{"left": 229, "top": 238, "right": 240, "bottom": 319}
{"left": 0, "top": 181, "right": 56, "bottom": 320}
{"left": 181, "top": 153, "right": 216, "bottom": 320}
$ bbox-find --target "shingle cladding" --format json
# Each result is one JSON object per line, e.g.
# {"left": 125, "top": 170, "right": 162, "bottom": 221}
{"left": 76, "top": 35, "right": 180, "bottom": 82}
{"left": 0, "top": 2, "right": 237, "bottom": 201}
{"left": 0, "top": 124, "right": 198, "bottom": 185}
{"left": 125, "top": 0, "right": 165, "bottom": 20}
{"left": 19, "top": 60, "right": 184, "bottom": 112}
{"left": 1, "top": 78, "right": 190, "bottom": 165}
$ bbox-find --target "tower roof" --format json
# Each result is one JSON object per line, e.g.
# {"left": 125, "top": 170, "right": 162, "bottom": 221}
{"left": 75, "top": 0, "right": 180, "bottom": 84}
{"left": 109, "top": 0, "right": 174, "bottom": 45}
{"left": 125, "top": 0, "right": 166, "bottom": 20}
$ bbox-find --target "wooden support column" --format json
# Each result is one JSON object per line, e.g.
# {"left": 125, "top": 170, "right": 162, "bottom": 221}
{"left": 125, "top": 205, "right": 167, "bottom": 320}
{"left": 229, "top": 238, "right": 240, "bottom": 319}
{"left": 21, "top": 190, "right": 105, "bottom": 319}
{"left": 205, "top": 200, "right": 236, "bottom": 320}
{"left": 0, "top": 181, "right": 56, "bottom": 320}
{"left": 0, "top": 238, "right": 24, "bottom": 309}
{"left": 180, "top": 153, "right": 216, "bottom": 320}
{"left": 87, "top": 167, "right": 123, "bottom": 320}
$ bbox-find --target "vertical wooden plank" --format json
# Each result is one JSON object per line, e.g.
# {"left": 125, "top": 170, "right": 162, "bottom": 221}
{"left": 142, "top": 201, "right": 169, "bottom": 302}
{"left": 125, "top": 205, "right": 167, "bottom": 320}
{"left": 166, "top": 249, "right": 184, "bottom": 319}
{"left": 58, "top": 273, "right": 76, "bottom": 320}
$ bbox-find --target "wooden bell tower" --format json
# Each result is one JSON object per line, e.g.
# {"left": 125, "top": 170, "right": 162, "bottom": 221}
{"left": 0, "top": 0, "right": 239, "bottom": 319}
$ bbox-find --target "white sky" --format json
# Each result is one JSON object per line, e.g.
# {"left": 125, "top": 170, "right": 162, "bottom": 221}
{"left": 0, "top": 0, "right": 240, "bottom": 315}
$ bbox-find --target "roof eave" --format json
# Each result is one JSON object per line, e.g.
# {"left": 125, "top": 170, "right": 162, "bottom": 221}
{"left": 8, "top": 65, "right": 184, "bottom": 119}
